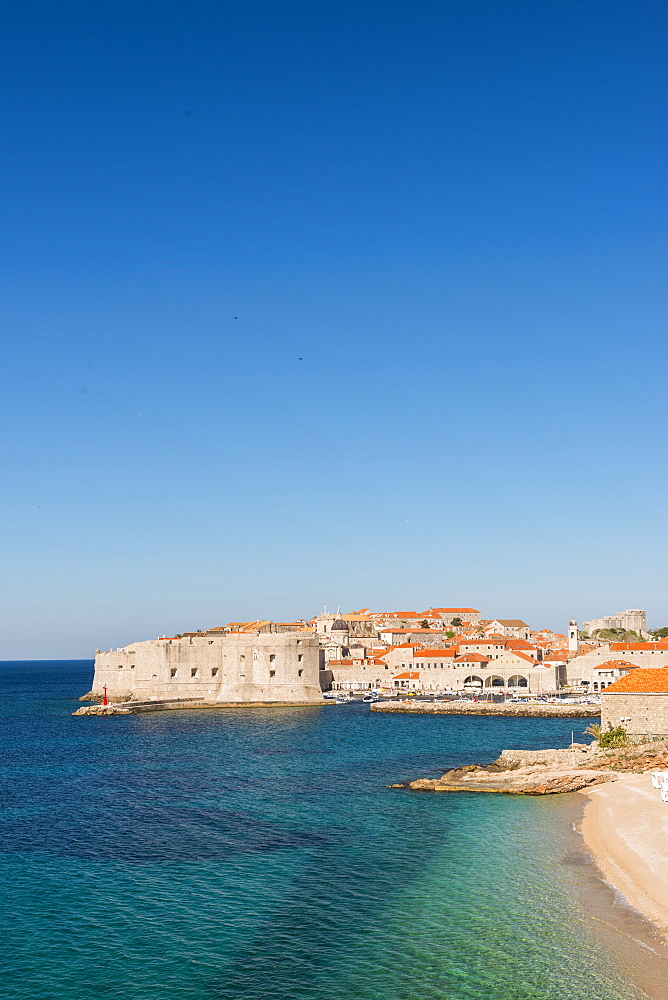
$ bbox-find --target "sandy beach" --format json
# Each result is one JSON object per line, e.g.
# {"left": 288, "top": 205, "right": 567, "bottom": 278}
{"left": 581, "top": 774, "right": 668, "bottom": 938}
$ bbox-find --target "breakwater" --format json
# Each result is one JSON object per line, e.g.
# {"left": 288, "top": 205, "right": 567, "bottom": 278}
{"left": 371, "top": 700, "right": 600, "bottom": 718}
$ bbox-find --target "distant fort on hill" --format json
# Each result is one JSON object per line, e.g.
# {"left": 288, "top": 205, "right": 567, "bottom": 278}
{"left": 86, "top": 605, "right": 666, "bottom": 708}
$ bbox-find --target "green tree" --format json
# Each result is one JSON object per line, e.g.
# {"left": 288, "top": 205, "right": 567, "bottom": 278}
{"left": 651, "top": 627, "right": 668, "bottom": 638}
{"left": 451, "top": 617, "right": 463, "bottom": 627}
{"left": 598, "top": 723, "right": 630, "bottom": 749}
{"left": 583, "top": 723, "right": 602, "bottom": 741}
{"left": 420, "top": 620, "right": 431, "bottom": 629}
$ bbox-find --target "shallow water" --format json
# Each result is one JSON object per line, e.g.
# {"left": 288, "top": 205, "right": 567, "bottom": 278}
{"left": 0, "top": 661, "right": 647, "bottom": 999}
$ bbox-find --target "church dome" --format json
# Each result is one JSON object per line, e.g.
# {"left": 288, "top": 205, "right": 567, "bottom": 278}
{"left": 331, "top": 618, "right": 349, "bottom": 631}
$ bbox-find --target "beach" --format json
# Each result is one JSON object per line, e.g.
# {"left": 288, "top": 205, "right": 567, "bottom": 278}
{"left": 581, "top": 775, "right": 668, "bottom": 939}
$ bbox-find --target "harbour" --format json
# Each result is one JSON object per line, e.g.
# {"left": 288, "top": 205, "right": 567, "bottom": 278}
{"left": 0, "top": 658, "right": 660, "bottom": 1000}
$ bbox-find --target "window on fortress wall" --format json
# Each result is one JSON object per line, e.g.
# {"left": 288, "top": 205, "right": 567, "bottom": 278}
{"left": 211, "top": 668, "right": 218, "bottom": 676}
{"left": 270, "top": 670, "right": 276, "bottom": 678}
{"left": 298, "top": 654, "right": 303, "bottom": 662}
{"left": 240, "top": 655, "right": 245, "bottom": 662}
{"left": 253, "top": 651, "right": 258, "bottom": 660}
{"left": 191, "top": 668, "right": 198, "bottom": 677}
{"left": 130, "top": 665, "right": 135, "bottom": 669}
{"left": 269, "top": 654, "right": 276, "bottom": 662}
{"left": 118, "top": 665, "right": 123, "bottom": 670}
{"left": 298, "top": 669, "right": 303, "bottom": 677}
{"left": 171, "top": 668, "right": 177, "bottom": 677}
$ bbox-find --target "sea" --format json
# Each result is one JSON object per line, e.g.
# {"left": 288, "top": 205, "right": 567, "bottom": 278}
{"left": 0, "top": 660, "right": 658, "bottom": 1000}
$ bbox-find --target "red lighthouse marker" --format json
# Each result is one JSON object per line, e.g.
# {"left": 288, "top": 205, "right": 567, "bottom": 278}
{"left": 102, "top": 685, "right": 108, "bottom": 706}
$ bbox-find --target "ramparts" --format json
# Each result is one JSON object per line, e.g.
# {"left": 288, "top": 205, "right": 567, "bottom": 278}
{"left": 89, "top": 631, "right": 325, "bottom": 707}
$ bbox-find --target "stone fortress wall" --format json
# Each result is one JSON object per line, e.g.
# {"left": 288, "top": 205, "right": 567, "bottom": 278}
{"left": 602, "top": 693, "right": 668, "bottom": 737}
{"left": 582, "top": 609, "right": 649, "bottom": 638}
{"left": 93, "top": 631, "right": 324, "bottom": 706}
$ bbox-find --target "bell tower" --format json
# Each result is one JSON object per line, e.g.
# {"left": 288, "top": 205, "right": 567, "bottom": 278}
{"left": 568, "top": 620, "right": 579, "bottom": 654}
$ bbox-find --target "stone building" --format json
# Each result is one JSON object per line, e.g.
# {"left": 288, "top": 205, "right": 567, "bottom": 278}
{"left": 485, "top": 620, "right": 531, "bottom": 640}
{"left": 583, "top": 609, "right": 648, "bottom": 637}
{"left": 425, "top": 608, "right": 482, "bottom": 625}
{"left": 91, "top": 630, "right": 324, "bottom": 706}
{"left": 312, "top": 612, "right": 375, "bottom": 638}
{"left": 326, "top": 644, "right": 563, "bottom": 694}
{"left": 565, "top": 641, "right": 668, "bottom": 688}
{"left": 592, "top": 660, "right": 636, "bottom": 691}
{"left": 601, "top": 669, "right": 668, "bottom": 736}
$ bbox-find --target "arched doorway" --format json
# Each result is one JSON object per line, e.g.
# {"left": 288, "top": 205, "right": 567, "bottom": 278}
{"left": 507, "top": 675, "right": 528, "bottom": 688}
{"left": 463, "top": 675, "right": 483, "bottom": 688}
{"left": 484, "top": 676, "right": 504, "bottom": 687}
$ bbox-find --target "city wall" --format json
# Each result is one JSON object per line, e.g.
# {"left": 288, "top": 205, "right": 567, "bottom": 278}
{"left": 601, "top": 693, "right": 668, "bottom": 737}
{"left": 92, "top": 632, "right": 325, "bottom": 706}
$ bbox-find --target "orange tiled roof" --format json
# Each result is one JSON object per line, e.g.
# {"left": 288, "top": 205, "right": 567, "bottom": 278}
{"left": 393, "top": 671, "right": 420, "bottom": 679}
{"left": 610, "top": 641, "right": 668, "bottom": 651}
{"left": 454, "top": 653, "right": 490, "bottom": 663}
{"left": 459, "top": 638, "right": 507, "bottom": 645}
{"left": 512, "top": 651, "right": 538, "bottom": 664}
{"left": 594, "top": 659, "right": 636, "bottom": 671}
{"left": 378, "top": 627, "right": 443, "bottom": 633}
{"left": 428, "top": 608, "right": 480, "bottom": 613}
{"left": 413, "top": 648, "right": 457, "bottom": 658}
{"left": 603, "top": 668, "right": 668, "bottom": 693}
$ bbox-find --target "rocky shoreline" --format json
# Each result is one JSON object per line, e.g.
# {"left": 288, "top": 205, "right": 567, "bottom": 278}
{"left": 372, "top": 700, "right": 600, "bottom": 718}
{"left": 396, "top": 739, "right": 668, "bottom": 795}
{"left": 73, "top": 704, "right": 132, "bottom": 716}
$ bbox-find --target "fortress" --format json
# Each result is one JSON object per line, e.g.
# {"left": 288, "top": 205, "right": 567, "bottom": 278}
{"left": 86, "top": 604, "right": 665, "bottom": 709}
{"left": 91, "top": 630, "right": 325, "bottom": 707}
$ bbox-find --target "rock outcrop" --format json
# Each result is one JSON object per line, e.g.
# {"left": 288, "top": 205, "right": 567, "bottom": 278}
{"left": 402, "top": 744, "right": 618, "bottom": 795}
{"left": 72, "top": 705, "right": 132, "bottom": 716}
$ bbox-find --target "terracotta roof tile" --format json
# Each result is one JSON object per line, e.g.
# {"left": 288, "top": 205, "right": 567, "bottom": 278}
{"left": 414, "top": 648, "right": 458, "bottom": 658}
{"left": 610, "top": 641, "right": 668, "bottom": 651}
{"left": 428, "top": 608, "right": 480, "bottom": 613}
{"left": 603, "top": 668, "right": 668, "bottom": 693}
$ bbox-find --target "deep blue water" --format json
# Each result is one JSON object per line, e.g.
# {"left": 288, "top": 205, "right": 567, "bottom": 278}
{"left": 0, "top": 661, "right": 646, "bottom": 1000}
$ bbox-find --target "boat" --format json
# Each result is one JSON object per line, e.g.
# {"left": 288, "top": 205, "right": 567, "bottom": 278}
{"left": 362, "top": 694, "right": 380, "bottom": 703}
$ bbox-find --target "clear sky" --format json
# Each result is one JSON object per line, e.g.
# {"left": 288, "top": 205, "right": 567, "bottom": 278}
{"left": 1, "top": 0, "right": 667, "bottom": 657}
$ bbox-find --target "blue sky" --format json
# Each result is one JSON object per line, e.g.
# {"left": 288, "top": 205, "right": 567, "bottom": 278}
{"left": 1, "top": 0, "right": 666, "bottom": 657}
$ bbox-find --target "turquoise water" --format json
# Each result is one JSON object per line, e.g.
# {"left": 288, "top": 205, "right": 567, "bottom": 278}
{"left": 0, "top": 661, "right": 644, "bottom": 1000}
